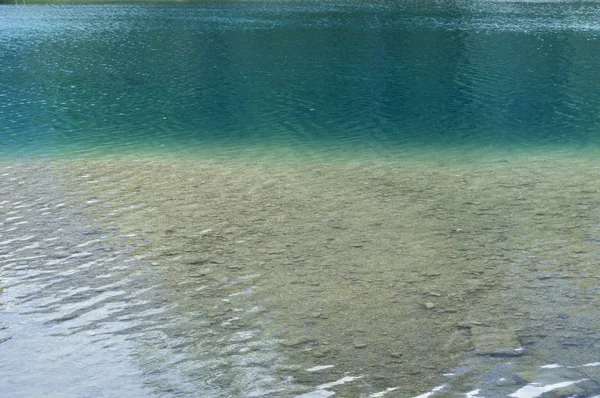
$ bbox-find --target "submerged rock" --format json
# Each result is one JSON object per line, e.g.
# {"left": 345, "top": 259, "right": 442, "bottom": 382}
{"left": 471, "top": 327, "right": 523, "bottom": 357}
{"left": 312, "top": 350, "right": 329, "bottom": 358}
{"left": 281, "top": 338, "right": 313, "bottom": 347}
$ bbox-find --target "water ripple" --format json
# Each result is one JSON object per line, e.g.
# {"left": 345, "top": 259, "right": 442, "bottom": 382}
{"left": 2, "top": 2, "right": 600, "bottom": 160}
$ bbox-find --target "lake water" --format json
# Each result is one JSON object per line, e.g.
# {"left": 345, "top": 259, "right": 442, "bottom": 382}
{"left": 2, "top": 1, "right": 600, "bottom": 397}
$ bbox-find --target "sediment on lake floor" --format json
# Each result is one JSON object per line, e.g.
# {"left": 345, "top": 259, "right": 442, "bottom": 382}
{"left": 6, "top": 153, "right": 600, "bottom": 395}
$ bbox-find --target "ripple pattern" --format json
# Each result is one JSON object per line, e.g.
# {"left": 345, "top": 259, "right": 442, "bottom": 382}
{"left": 0, "top": 162, "right": 308, "bottom": 397}
{"left": 1, "top": 1, "right": 600, "bottom": 160}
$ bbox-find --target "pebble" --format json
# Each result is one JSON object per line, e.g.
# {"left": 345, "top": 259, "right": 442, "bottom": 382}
{"left": 185, "top": 257, "right": 209, "bottom": 265}
{"left": 425, "top": 302, "right": 436, "bottom": 309}
{"left": 208, "top": 275, "right": 229, "bottom": 284}
{"left": 312, "top": 350, "right": 328, "bottom": 358}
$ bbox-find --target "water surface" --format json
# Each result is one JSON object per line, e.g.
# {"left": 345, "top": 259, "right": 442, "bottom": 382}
{"left": 2, "top": 1, "right": 600, "bottom": 397}
{"left": 1, "top": 0, "right": 600, "bottom": 160}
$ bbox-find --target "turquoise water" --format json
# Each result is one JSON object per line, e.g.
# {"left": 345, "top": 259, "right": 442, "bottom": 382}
{"left": 1, "top": 1, "right": 600, "bottom": 160}
{"left": 3, "top": 2, "right": 600, "bottom": 398}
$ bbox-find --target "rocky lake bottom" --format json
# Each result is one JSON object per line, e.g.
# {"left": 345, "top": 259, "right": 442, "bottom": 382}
{"left": 2, "top": 153, "right": 600, "bottom": 397}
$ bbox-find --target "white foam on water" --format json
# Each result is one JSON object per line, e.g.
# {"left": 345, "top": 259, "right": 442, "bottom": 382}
{"left": 221, "top": 317, "right": 241, "bottom": 326}
{"left": 15, "top": 241, "right": 40, "bottom": 252}
{"left": 369, "top": 387, "right": 399, "bottom": 397}
{"left": 294, "top": 376, "right": 363, "bottom": 398}
{"left": 0, "top": 235, "right": 36, "bottom": 245}
{"left": 316, "top": 376, "right": 363, "bottom": 390}
{"left": 76, "top": 239, "right": 102, "bottom": 248}
{"left": 412, "top": 384, "right": 446, "bottom": 398}
{"left": 77, "top": 259, "right": 101, "bottom": 269}
{"left": 230, "top": 330, "right": 256, "bottom": 342}
{"left": 540, "top": 364, "right": 562, "bottom": 369}
{"left": 229, "top": 290, "right": 250, "bottom": 297}
{"left": 306, "top": 365, "right": 335, "bottom": 372}
{"left": 9, "top": 255, "right": 47, "bottom": 262}
{"left": 296, "top": 390, "right": 335, "bottom": 398}
{"left": 508, "top": 379, "right": 588, "bottom": 398}
{"left": 123, "top": 253, "right": 152, "bottom": 262}
{"left": 68, "top": 251, "right": 94, "bottom": 258}
{"left": 582, "top": 362, "right": 600, "bottom": 367}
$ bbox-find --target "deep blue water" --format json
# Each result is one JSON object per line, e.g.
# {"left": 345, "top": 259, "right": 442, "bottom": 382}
{"left": 1, "top": 0, "right": 600, "bottom": 160}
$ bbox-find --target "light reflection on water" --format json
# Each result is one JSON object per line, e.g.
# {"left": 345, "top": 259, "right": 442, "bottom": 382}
{"left": 1, "top": 1, "right": 600, "bottom": 160}
{"left": 0, "top": 162, "right": 302, "bottom": 397}
{"left": 2, "top": 0, "right": 600, "bottom": 397}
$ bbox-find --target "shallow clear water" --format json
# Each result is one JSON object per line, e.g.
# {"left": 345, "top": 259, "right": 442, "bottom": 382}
{"left": 2, "top": 1, "right": 600, "bottom": 397}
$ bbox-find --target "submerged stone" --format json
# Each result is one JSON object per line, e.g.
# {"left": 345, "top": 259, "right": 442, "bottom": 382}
{"left": 471, "top": 327, "right": 522, "bottom": 357}
{"left": 281, "top": 338, "right": 313, "bottom": 347}
{"left": 208, "top": 274, "right": 229, "bottom": 284}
